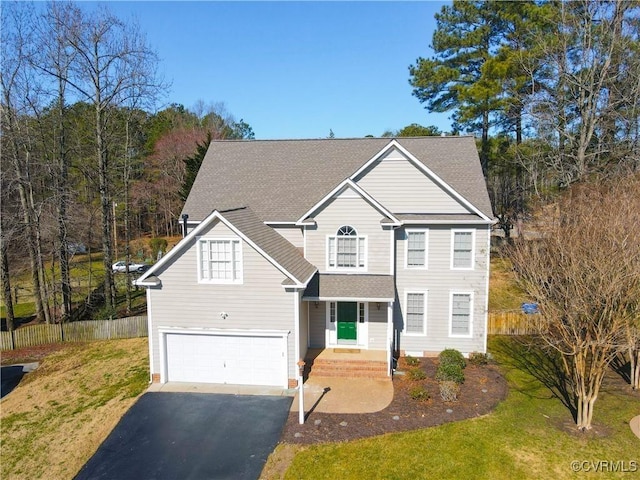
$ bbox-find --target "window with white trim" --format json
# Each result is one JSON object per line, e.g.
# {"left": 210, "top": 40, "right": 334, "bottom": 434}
{"left": 329, "top": 302, "right": 336, "bottom": 322}
{"left": 198, "top": 238, "right": 242, "bottom": 283}
{"left": 450, "top": 292, "right": 472, "bottom": 336}
{"left": 327, "top": 225, "right": 366, "bottom": 269}
{"left": 405, "top": 292, "right": 426, "bottom": 335}
{"left": 406, "top": 229, "right": 428, "bottom": 268}
{"left": 451, "top": 230, "right": 474, "bottom": 269}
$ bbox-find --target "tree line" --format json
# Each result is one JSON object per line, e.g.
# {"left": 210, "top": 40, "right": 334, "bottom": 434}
{"left": 409, "top": 0, "right": 640, "bottom": 237}
{"left": 1, "top": 2, "right": 253, "bottom": 328}
{"left": 409, "top": 0, "right": 639, "bottom": 431}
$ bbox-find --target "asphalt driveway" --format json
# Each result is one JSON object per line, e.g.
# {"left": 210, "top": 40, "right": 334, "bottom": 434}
{"left": 74, "top": 392, "right": 292, "bottom": 480}
{"left": 1, "top": 363, "right": 38, "bottom": 399}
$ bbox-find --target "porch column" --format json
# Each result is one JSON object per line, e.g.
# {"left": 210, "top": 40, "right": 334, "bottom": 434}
{"left": 386, "top": 300, "right": 394, "bottom": 376}
{"left": 292, "top": 288, "right": 305, "bottom": 424}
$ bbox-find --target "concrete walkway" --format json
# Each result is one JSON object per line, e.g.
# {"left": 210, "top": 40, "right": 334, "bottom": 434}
{"left": 291, "top": 376, "right": 394, "bottom": 414}
{"left": 147, "top": 381, "right": 294, "bottom": 397}
{"left": 147, "top": 376, "right": 394, "bottom": 414}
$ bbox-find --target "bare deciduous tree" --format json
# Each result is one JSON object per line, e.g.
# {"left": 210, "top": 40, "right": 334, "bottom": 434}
{"left": 509, "top": 174, "right": 640, "bottom": 430}
{"left": 57, "top": 4, "right": 164, "bottom": 309}
{"left": 1, "top": 2, "right": 52, "bottom": 324}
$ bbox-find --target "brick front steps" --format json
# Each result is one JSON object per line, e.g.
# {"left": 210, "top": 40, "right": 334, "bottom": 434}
{"left": 305, "top": 356, "right": 389, "bottom": 379}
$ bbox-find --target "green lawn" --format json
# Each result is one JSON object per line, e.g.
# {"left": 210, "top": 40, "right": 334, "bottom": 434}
{"left": 284, "top": 336, "right": 639, "bottom": 480}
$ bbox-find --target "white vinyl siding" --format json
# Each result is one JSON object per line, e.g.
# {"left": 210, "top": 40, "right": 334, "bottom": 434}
{"left": 198, "top": 238, "right": 242, "bottom": 283}
{"left": 450, "top": 292, "right": 473, "bottom": 337}
{"left": 395, "top": 225, "right": 490, "bottom": 354}
{"left": 305, "top": 190, "right": 389, "bottom": 274}
{"left": 451, "top": 230, "right": 474, "bottom": 269}
{"left": 405, "top": 229, "right": 428, "bottom": 268}
{"left": 405, "top": 291, "right": 426, "bottom": 335}
{"left": 353, "top": 147, "right": 471, "bottom": 214}
{"left": 148, "top": 219, "right": 297, "bottom": 380}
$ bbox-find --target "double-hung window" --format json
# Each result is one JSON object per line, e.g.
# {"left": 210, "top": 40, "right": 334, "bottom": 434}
{"left": 450, "top": 292, "right": 473, "bottom": 337}
{"left": 405, "top": 291, "right": 427, "bottom": 335}
{"left": 198, "top": 238, "right": 242, "bottom": 283}
{"left": 451, "top": 230, "right": 474, "bottom": 269}
{"left": 327, "top": 226, "right": 366, "bottom": 270}
{"left": 405, "top": 229, "right": 428, "bottom": 268}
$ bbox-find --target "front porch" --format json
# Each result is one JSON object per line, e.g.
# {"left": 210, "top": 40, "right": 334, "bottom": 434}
{"left": 304, "top": 347, "right": 390, "bottom": 380}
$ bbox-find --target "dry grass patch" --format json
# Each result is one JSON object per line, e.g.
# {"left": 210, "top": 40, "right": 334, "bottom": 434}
{"left": 260, "top": 443, "right": 304, "bottom": 480}
{"left": 489, "top": 257, "right": 526, "bottom": 312}
{"left": 1, "top": 338, "right": 149, "bottom": 480}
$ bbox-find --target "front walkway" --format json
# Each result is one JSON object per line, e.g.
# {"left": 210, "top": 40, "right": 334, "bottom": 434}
{"left": 291, "top": 376, "right": 394, "bottom": 414}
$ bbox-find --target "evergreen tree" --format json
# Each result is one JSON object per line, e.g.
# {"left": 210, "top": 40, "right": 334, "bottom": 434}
{"left": 180, "top": 131, "right": 212, "bottom": 201}
{"left": 409, "top": 0, "right": 506, "bottom": 176}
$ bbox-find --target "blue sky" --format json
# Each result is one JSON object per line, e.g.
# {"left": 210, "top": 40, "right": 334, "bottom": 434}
{"left": 102, "top": 1, "right": 449, "bottom": 139}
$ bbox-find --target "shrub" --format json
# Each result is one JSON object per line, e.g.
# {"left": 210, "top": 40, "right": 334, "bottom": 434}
{"left": 407, "top": 367, "right": 426, "bottom": 381}
{"left": 149, "top": 237, "right": 168, "bottom": 259}
{"left": 439, "top": 380, "right": 460, "bottom": 402}
{"left": 93, "top": 306, "right": 117, "bottom": 321}
{"left": 468, "top": 352, "right": 489, "bottom": 366}
{"left": 405, "top": 355, "right": 420, "bottom": 367}
{"left": 435, "top": 362, "right": 465, "bottom": 384}
{"left": 409, "top": 386, "right": 431, "bottom": 402}
{"left": 439, "top": 348, "right": 466, "bottom": 369}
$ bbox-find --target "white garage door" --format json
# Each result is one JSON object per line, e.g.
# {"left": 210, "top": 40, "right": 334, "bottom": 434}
{"left": 165, "top": 333, "right": 286, "bottom": 387}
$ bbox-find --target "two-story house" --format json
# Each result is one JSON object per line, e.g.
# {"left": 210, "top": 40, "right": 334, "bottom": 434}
{"left": 136, "top": 137, "right": 494, "bottom": 389}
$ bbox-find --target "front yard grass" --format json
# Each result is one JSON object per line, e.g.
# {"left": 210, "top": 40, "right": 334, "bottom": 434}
{"left": 0, "top": 338, "right": 149, "bottom": 480}
{"left": 282, "top": 336, "right": 639, "bottom": 480}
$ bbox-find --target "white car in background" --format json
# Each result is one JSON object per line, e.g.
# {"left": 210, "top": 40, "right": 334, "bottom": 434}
{"left": 112, "top": 261, "right": 147, "bottom": 273}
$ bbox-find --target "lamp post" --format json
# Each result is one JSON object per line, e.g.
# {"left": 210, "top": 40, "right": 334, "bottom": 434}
{"left": 297, "top": 359, "right": 305, "bottom": 424}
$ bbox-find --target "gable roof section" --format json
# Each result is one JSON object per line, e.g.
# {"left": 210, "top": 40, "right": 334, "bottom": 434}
{"left": 181, "top": 137, "right": 493, "bottom": 223}
{"left": 296, "top": 179, "right": 400, "bottom": 226}
{"left": 221, "top": 207, "right": 317, "bottom": 285}
{"left": 137, "top": 206, "right": 316, "bottom": 287}
{"left": 351, "top": 140, "right": 491, "bottom": 220}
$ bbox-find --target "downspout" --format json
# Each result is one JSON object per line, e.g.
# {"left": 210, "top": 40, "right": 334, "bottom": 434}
{"left": 181, "top": 214, "right": 189, "bottom": 238}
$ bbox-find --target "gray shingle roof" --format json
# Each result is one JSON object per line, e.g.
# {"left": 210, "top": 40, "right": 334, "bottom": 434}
{"left": 220, "top": 207, "right": 317, "bottom": 285}
{"left": 302, "top": 273, "right": 395, "bottom": 301}
{"left": 182, "top": 137, "right": 493, "bottom": 222}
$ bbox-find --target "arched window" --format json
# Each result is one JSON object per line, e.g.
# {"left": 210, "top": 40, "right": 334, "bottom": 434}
{"left": 337, "top": 225, "right": 357, "bottom": 236}
{"left": 328, "top": 225, "right": 366, "bottom": 269}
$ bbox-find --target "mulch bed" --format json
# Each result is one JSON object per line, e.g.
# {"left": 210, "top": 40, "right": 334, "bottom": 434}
{"left": 280, "top": 356, "right": 508, "bottom": 444}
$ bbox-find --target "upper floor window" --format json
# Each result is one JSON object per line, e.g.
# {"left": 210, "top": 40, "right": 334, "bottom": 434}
{"left": 198, "top": 238, "right": 242, "bottom": 283}
{"left": 451, "top": 230, "right": 475, "bottom": 269}
{"left": 405, "top": 229, "right": 428, "bottom": 268}
{"left": 327, "top": 225, "right": 366, "bottom": 269}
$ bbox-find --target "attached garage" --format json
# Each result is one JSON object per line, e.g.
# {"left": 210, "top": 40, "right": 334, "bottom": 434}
{"left": 159, "top": 329, "right": 289, "bottom": 387}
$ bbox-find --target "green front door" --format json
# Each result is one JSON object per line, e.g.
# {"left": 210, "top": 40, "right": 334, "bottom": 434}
{"left": 337, "top": 302, "right": 357, "bottom": 341}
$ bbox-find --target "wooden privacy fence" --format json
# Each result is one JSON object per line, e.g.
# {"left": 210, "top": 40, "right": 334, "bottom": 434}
{"left": 0, "top": 313, "right": 532, "bottom": 351}
{"left": 487, "top": 312, "right": 536, "bottom": 335}
{"left": 0, "top": 316, "right": 148, "bottom": 351}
